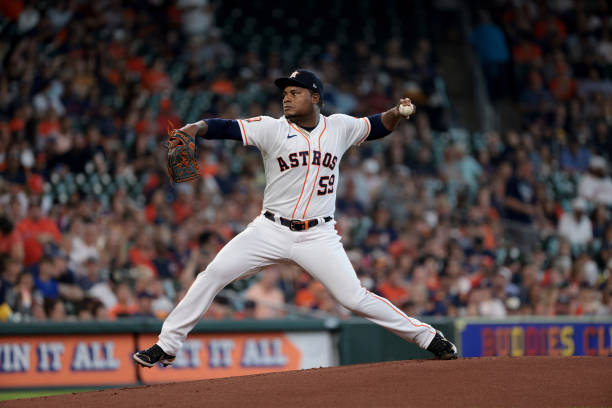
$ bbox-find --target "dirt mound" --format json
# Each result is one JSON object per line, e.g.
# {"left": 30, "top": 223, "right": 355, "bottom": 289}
{"left": 2, "top": 357, "right": 611, "bottom": 408}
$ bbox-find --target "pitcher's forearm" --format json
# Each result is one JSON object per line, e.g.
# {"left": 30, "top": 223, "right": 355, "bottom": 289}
{"left": 179, "top": 119, "right": 242, "bottom": 141}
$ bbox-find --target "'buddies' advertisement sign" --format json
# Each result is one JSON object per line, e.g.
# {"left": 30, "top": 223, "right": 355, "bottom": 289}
{"left": 460, "top": 321, "right": 612, "bottom": 357}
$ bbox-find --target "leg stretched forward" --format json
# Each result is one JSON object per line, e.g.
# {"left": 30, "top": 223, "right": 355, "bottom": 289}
{"left": 291, "top": 227, "right": 456, "bottom": 358}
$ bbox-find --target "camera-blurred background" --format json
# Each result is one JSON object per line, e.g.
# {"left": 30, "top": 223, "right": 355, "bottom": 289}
{"left": 0, "top": 0, "right": 611, "bottom": 324}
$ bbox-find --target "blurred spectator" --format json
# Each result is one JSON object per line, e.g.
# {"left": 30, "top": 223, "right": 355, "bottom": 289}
{"left": 477, "top": 287, "right": 507, "bottom": 318}
{"left": 133, "top": 291, "right": 156, "bottom": 318}
{"left": 0, "top": 256, "right": 21, "bottom": 319}
{"left": 548, "top": 64, "right": 577, "bottom": 102}
{"left": 70, "top": 218, "right": 101, "bottom": 273}
{"left": 512, "top": 35, "right": 542, "bottom": 68}
{"left": 532, "top": 10, "right": 566, "bottom": 43}
{"left": 33, "top": 256, "right": 60, "bottom": 301}
{"left": 17, "top": 4, "right": 39, "bottom": 34}
{"left": 150, "top": 279, "right": 174, "bottom": 319}
{"left": 245, "top": 267, "right": 285, "bottom": 319}
{"left": 560, "top": 138, "right": 591, "bottom": 173}
{"left": 0, "top": 215, "right": 24, "bottom": 262}
{"left": 108, "top": 283, "right": 137, "bottom": 319}
{"left": 76, "top": 256, "right": 116, "bottom": 309}
{"left": 558, "top": 198, "right": 592, "bottom": 247}
{"left": 470, "top": 10, "right": 510, "bottom": 100}
{"left": 129, "top": 231, "right": 158, "bottom": 276}
{"left": 179, "top": 0, "right": 214, "bottom": 36}
{"left": 502, "top": 160, "right": 538, "bottom": 251}
{"left": 503, "top": 160, "right": 537, "bottom": 224}
{"left": 10, "top": 272, "right": 35, "bottom": 321}
{"left": 16, "top": 197, "right": 62, "bottom": 266}
{"left": 578, "top": 156, "right": 612, "bottom": 206}
{"left": 75, "top": 257, "right": 101, "bottom": 291}
{"left": 519, "top": 70, "right": 554, "bottom": 115}
{"left": 377, "top": 270, "right": 410, "bottom": 305}
{"left": 43, "top": 298, "right": 66, "bottom": 321}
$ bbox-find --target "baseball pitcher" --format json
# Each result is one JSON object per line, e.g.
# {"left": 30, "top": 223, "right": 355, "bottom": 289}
{"left": 134, "top": 70, "right": 457, "bottom": 368}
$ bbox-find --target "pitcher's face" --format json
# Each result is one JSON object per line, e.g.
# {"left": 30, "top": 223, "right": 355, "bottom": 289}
{"left": 282, "top": 86, "right": 319, "bottom": 119}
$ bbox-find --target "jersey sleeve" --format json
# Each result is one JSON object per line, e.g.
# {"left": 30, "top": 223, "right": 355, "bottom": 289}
{"left": 236, "top": 116, "right": 278, "bottom": 152}
{"left": 331, "top": 114, "right": 371, "bottom": 152}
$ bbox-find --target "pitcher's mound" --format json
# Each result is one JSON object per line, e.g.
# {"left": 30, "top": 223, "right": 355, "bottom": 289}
{"left": 3, "top": 357, "right": 611, "bottom": 408}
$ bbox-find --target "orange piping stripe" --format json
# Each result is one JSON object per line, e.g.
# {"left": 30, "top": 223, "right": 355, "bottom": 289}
{"left": 289, "top": 122, "right": 311, "bottom": 219}
{"left": 301, "top": 117, "right": 327, "bottom": 219}
{"left": 238, "top": 119, "right": 248, "bottom": 145}
{"left": 356, "top": 117, "right": 371, "bottom": 145}
{"left": 369, "top": 291, "right": 435, "bottom": 332}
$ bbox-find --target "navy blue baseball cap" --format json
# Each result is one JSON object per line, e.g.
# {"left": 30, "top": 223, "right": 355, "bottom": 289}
{"left": 275, "top": 69, "right": 323, "bottom": 94}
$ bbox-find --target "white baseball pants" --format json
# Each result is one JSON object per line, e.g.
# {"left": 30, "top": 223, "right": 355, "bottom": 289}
{"left": 157, "top": 214, "right": 436, "bottom": 356}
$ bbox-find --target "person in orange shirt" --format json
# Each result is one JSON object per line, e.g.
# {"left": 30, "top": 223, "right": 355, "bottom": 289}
{"left": 210, "top": 72, "right": 235, "bottom": 95}
{"left": 108, "top": 282, "right": 137, "bottom": 319}
{"left": 128, "top": 233, "right": 158, "bottom": 275}
{"left": 0, "top": 0, "right": 24, "bottom": 21}
{"left": 533, "top": 13, "right": 567, "bottom": 42}
{"left": 142, "top": 59, "right": 171, "bottom": 92}
{"left": 512, "top": 36, "right": 542, "bottom": 65}
{"left": 548, "top": 64, "right": 577, "bottom": 102}
{"left": 156, "top": 99, "right": 181, "bottom": 137}
{"left": 172, "top": 185, "right": 194, "bottom": 224}
{"left": 377, "top": 270, "right": 410, "bottom": 305}
{"left": 294, "top": 280, "right": 316, "bottom": 308}
{"left": 16, "top": 197, "right": 62, "bottom": 267}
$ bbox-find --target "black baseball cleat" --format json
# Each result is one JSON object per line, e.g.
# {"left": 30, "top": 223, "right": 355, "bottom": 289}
{"left": 427, "top": 330, "right": 458, "bottom": 360}
{"left": 133, "top": 344, "right": 176, "bottom": 368}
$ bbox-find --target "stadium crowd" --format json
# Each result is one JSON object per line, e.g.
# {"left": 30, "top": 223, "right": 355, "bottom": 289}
{"left": 0, "top": 0, "right": 611, "bottom": 323}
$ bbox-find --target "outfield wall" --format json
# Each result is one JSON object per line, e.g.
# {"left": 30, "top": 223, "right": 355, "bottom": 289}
{"left": 0, "top": 317, "right": 609, "bottom": 389}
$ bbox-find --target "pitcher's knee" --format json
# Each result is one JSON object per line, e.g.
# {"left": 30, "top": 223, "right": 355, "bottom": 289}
{"left": 198, "top": 261, "right": 235, "bottom": 286}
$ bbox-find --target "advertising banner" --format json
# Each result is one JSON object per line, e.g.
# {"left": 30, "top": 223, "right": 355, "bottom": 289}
{"left": 138, "top": 331, "right": 334, "bottom": 384}
{"left": 0, "top": 329, "right": 334, "bottom": 388}
{"left": 459, "top": 320, "right": 612, "bottom": 357}
{"left": 0, "top": 334, "right": 137, "bottom": 387}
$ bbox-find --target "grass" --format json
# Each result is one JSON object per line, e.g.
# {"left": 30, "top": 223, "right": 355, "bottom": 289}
{"left": 0, "top": 388, "right": 98, "bottom": 401}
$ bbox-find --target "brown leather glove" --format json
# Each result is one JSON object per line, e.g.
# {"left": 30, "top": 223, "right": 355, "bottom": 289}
{"left": 167, "top": 129, "right": 201, "bottom": 183}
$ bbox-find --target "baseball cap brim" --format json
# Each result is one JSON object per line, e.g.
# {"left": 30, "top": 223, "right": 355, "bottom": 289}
{"left": 274, "top": 77, "right": 318, "bottom": 92}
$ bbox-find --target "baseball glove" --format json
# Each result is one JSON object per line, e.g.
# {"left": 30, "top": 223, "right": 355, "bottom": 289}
{"left": 166, "top": 128, "right": 201, "bottom": 183}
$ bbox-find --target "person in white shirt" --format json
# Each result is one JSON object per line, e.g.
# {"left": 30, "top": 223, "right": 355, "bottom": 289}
{"left": 245, "top": 266, "right": 285, "bottom": 319}
{"left": 578, "top": 156, "right": 612, "bottom": 206}
{"left": 558, "top": 197, "right": 593, "bottom": 246}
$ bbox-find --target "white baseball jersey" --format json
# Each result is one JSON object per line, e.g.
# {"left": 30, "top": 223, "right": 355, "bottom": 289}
{"left": 236, "top": 114, "right": 371, "bottom": 220}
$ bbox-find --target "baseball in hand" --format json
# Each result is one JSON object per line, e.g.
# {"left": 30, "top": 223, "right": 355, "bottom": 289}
{"left": 399, "top": 103, "right": 415, "bottom": 117}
